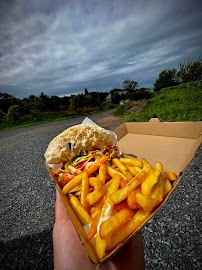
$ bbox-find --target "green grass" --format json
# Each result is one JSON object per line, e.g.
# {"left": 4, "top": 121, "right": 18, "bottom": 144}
{"left": 0, "top": 108, "right": 112, "bottom": 132}
{"left": 118, "top": 83, "right": 202, "bottom": 122}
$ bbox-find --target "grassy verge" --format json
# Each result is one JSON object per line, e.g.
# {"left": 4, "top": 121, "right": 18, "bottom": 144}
{"left": 114, "top": 83, "right": 202, "bottom": 122}
{"left": 0, "top": 108, "right": 113, "bottom": 132}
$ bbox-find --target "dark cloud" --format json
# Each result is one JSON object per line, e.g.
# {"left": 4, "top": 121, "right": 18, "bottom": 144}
{"left": 0, "top": 0, "right": 201, "bottom": 98}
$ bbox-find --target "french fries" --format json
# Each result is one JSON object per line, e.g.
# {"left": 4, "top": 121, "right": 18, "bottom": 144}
{"left": 96, "top": 234, "right": 107, "bottom": 261}
{"left": 141, "top": 169, "right": 160, "bottom": 196}
{"left": 80, "top": 169, "right": 89, "bottom": 211}
{"left": 120, "top": 179, "right": 128, "bottom": 188}
{"left": 89, "top": 177, "right": 102, "bottom": 191}
{"left": 127, "top": 187, "right": 141, "bottom": 209}
{"left": 163, "top": 178, "right": 172, "bottom": 198}
{"left": 99, "top": 208, "right": 135, "bottom": 239}
{"left": 107, "top": 165, "right": 127, "bottom": 180}
{"left": 106, "top": 209, "right": 151, "bottom": 252}
{"left": 58, "top": 153, "right": 176, "bottom": 261}
{"left": 120, "top": 157, "right": 143, "bottom": 168}
{"left": 87, "top": 212, "right": 102, "bottom": 242}
{"left": 87, "top": 173, "right": 121, "bottom": 243}
{"left": 125, "top": 165, "right": 140, "bottom": 176}
{"left": 62, "top": 174, "right": 83, "bottom": 194}
{"left": 99, "top": 164, "right": 107, "bottom": 185}
{"left": 69, "top": 195, "right": 92, "bottom": 225}
{"left": 86, "top": 179, "right": 112, "bottom": 205}
{"left": 112, "top": 158, "right": 133, "bottom": 180}
{"left": 63, "top": 156, "right": 108, "bottom": 194}
{"left": 164, "top": 172, "right": 177, "bottom": 181}
{"left": 110, "top": 164, "right": 152, "bottom": 204}
{"left": 150, "top": 162, "right": 164, "bottom": 204}
{"left": 136, "top": 192, "right": 157, "bottom": 212}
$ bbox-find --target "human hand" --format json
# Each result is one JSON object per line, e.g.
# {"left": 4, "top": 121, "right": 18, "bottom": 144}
{"left": 53, "top": 191, "right": 145, "bottom": 270}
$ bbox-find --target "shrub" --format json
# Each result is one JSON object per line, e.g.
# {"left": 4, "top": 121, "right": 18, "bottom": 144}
{"left": 101, "top": 102, "right": 116, "bottom": 109}
{"left": 0, "top": 110, "right": 6, "bottom": 123}
{"left": 6, "top": 105, "right": 21, "bottom": 121}
{"left": 124, "top": 99, "right": 130, "bottom": 104}
{"left": 113, "top": 105, "right": 124, "bottom": 116}
{"left": 6, "top": 104, "right": 31, "bottom": 121}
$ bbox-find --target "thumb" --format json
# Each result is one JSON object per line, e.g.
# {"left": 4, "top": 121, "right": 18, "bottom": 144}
{"left": 55, "top": 190, "right": 70, "bottom": 222}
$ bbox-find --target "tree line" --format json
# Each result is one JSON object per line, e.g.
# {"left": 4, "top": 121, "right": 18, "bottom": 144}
{"left": 0, "top": 57, "right": 201, "bottom": 124}
{"left": 153, "top": 57, "right": 202, "bottom": 91}
{"left": 0, "top": 91, "right": 109, "bottom": 122}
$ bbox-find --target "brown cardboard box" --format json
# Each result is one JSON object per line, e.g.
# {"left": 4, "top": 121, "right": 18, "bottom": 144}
{"left": 45, "top": 118, "right": 202, "bottom": 266}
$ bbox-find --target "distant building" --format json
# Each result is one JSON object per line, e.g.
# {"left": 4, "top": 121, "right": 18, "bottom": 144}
{"left": 105, "top": 90, "right": 128, "bottom": 102}
{"left": 105, "top": 93, "right": 112, "bottom": 102}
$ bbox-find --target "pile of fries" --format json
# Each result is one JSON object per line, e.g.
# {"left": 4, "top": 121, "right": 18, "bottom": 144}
{"left": 60, "top": 155, "right": 176, "bottom": 260}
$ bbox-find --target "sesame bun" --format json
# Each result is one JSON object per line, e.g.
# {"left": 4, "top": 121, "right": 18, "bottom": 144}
{"left": 44, "top": 124, "right": 114, "bottom": 164}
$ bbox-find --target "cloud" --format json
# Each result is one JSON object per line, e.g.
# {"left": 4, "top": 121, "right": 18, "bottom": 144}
{"left": 0, "top": 0, "right": 201, "bottom": 98}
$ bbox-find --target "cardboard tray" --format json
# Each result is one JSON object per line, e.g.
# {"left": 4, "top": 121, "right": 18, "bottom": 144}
{"left": 45, "top": 118, "right": 202, "bottom": 266}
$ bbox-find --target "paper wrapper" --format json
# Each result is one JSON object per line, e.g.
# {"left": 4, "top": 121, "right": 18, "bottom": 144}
{"left": 45, "top": 118, "right": 202, "bottom": 267}
{"left": 81, "top": 117, "right": 118, "bottom": 148}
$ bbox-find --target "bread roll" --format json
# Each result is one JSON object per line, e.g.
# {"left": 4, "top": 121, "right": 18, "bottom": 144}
{"left": 45, "top": 124, "right": 114, "bottom": 164}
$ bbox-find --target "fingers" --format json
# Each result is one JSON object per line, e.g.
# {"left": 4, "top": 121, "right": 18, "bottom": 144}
{"left": 110, "top": 231, "right": 145, "bottom": 270}
{"left": 53, "top": 190, "right": 145, "bottom": 270}
{"left": 53, "top": 190, "right": 96, "bottom": 270}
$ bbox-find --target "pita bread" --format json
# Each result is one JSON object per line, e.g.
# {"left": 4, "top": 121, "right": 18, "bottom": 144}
{"left": 45, "top": 124, "right": 114, "bottom": 164}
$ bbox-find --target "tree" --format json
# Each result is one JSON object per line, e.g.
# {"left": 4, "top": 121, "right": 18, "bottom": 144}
{"left": 153, "top": 68, "right": 179, "bottom": 92}
{"left": 83, "top": 94, "right": 94, "bottom": 107}
{"left": 123, "top": 80, "right": 139, "bottom": 91}
{"left": 69, "top": 94, "right": 84, "bottom": 110}
{"left": 0, "top": 110, "right": 6, "bottom": 123}
{"left": 84, "top": 88, "right": 89, "bottom": 95}
{"left": 39, "top": 92, "right": 49, "bottom": 111}
{"left": 0, "top": 92, "right": 19, "bottom": 113}
{"left": 111, "top": 92, "right": 122, "bottom": 104}
{"left": 122, "top": 80, "right": 139, "bottom": 100}
{"left": 177, "top": 57, "right": 202, "bottom": 83}
{"left": 6, "top": 105, "right": 21, "bottom": 121}
{"left": 132, "top": 89, "right": 153, "bottom": 100}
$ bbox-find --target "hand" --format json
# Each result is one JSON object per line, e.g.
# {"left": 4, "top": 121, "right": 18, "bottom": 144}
{"left": 53, "top": 191, "right": 145, "bottom": 270}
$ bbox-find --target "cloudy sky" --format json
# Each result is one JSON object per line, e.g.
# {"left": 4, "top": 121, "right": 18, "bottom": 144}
{"left": 0, "top": 0, "right": 201, "bottom": 99}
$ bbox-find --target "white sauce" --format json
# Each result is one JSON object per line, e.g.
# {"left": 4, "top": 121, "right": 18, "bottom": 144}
{"left": 97, "top": 202, "right": 112, "bottom": 235}
{"left": 85, "top": 161, "right": 95, "bottom": 169}
{"left": 83, "top": 202, "right": 112, "bottom": 251}
{"left": 83, "top": 223, "right": 96, "bottom": 249}
{"left": 83, "top": 223, "right": 91, "bottom": 235}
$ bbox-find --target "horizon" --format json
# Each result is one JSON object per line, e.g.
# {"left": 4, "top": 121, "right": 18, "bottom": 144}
{"left": 0, "top": 0, "right": 201, "bottom": 99}
{"left": 1, "top": 84, "right": 154, "bottom": 99}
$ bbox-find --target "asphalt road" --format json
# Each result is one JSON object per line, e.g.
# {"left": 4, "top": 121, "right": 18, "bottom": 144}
{"left": 0, "top": 111, "right": 201, "bottom": 270}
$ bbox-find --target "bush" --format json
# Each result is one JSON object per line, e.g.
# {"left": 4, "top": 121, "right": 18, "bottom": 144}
{"left": 6, "top": 104, "right": 31, "bottom": 121}
{"left": 6, "top": 105, "right": 21, "bottom": 121}
{"left": 113, "top": 105, "right": 124, "bottom": 116}
{"left": 177, "top": 58, "right": 202, "bottom": 83}
{"left": 124, "top": 99, "right": 130, "bottom": 104}
{"left": 64, "top": 106, "right": 101, "bottom": 117}
{"left": 101, "top": 102, "right": 116, "bottom": 109}
{"left": 0, "top": 110, "right": 6, "bottom": 123}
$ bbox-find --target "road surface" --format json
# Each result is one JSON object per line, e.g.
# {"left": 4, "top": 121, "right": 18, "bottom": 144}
{"left": 0, "top": 110, "right": 201, "bottom": 269}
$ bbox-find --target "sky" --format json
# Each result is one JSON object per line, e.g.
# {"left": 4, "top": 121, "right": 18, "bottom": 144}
{"left": 0, "top": 0, "right": 201, "bottom": 99}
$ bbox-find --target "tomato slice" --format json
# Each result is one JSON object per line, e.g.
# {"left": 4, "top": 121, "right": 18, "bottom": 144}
{"left": 64, "top": 177, "right": 71, "bottom": 183}
{"left": 75, "top": 161, "right": 85, "bottom": 169}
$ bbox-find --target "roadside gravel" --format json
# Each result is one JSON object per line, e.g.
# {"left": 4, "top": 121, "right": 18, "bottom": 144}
{"left": 0, "top": 111, "right": 201, "bottom": 270}
{"left": 142, "top": 146, "right": 201, "bottom": 270}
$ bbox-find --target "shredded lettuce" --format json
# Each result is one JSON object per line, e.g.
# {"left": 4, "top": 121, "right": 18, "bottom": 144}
{"left": 110, "top": 150, "right": 115, "bottom": 158}
{"left": 72, "top": 154, "right": 93, "bottom": 166}
{"left": 64, "top": 159, "right": 73, "bottom": 171}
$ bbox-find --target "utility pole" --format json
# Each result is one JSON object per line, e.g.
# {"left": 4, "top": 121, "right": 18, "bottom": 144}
{"left": 96, "top": 89, "right": 101, "bottom": 105}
